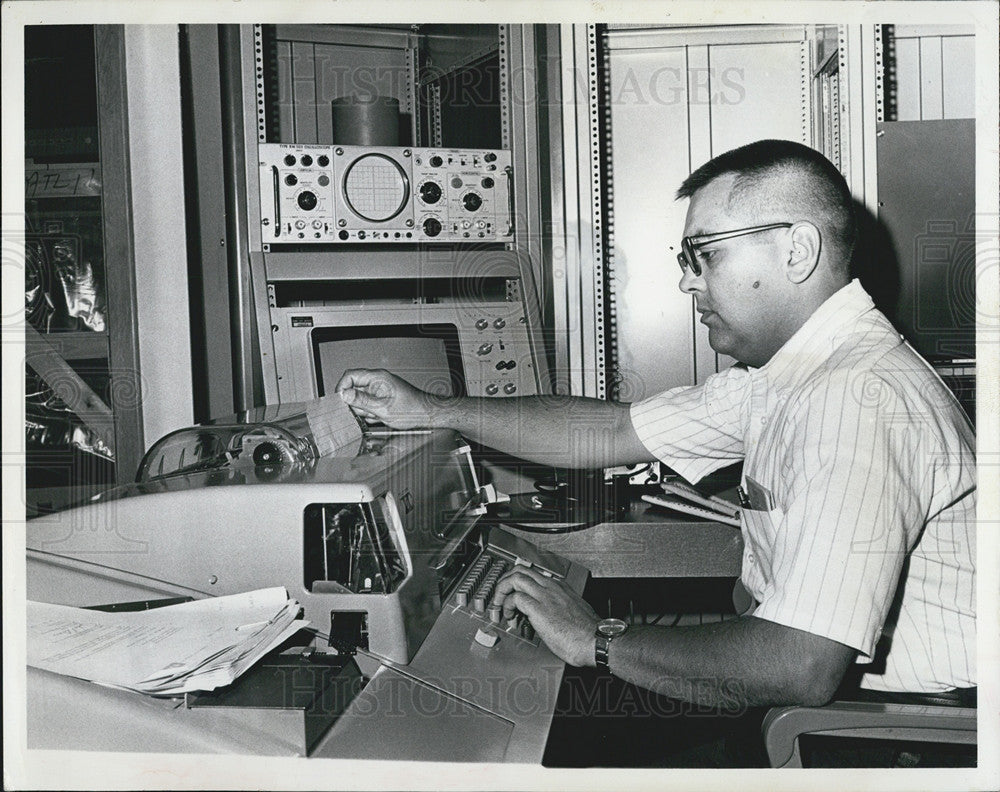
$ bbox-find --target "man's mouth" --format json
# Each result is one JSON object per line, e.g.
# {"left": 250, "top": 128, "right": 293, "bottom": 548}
{"left": 698, "top": 308, "right": 716, "bottom": 323}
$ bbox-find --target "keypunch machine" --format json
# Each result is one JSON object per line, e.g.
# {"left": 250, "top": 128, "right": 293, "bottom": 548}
{"left": 25, "top": 400, "right": 588, "bottom": 762}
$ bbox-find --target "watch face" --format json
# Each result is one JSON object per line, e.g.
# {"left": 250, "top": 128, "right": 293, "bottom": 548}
{"left": 597, "top": 618, "right": 628, "bottom": 637}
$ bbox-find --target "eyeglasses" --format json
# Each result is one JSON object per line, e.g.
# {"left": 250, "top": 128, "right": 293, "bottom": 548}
{"left": 677, "top": 222, "right": 793, "bottom": 276}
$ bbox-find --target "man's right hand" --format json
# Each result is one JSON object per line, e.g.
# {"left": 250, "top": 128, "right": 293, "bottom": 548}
{"left": 335, "top": 369, "right": 436, "bottom": 429}
{"left": 336, "top": 368, "right": 652, "bottom": 470}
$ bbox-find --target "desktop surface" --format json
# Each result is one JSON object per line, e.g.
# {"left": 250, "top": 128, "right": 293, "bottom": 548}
{"left": 498, "top": 497, "right": 744, "bottom": 579}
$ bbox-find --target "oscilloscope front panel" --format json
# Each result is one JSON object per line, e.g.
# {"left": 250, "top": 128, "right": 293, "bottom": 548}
{"left": 259, "top": 144, "right": 513, "bottom": 245}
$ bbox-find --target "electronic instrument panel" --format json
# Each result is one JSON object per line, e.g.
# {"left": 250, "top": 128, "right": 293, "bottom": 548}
{"left": 258, "top": 144, "right": 513, "bottom": 245}
{"left": 271, "top": 301, "right": 538, "bottom": 403}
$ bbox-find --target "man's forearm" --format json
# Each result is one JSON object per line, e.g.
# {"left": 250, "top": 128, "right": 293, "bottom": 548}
{"left": 605, "top": 619, "right": 851, "bottom": 709}
{"left": 423, "top": 394, "right": 651, "bottom": 469}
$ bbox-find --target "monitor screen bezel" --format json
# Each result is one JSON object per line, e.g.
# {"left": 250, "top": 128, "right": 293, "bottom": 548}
{"left": 311, "top": 322, "right": 467, "bottom": 399}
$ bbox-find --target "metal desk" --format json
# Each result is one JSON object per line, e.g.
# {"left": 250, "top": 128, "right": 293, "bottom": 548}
{"left": 503, "top": 498, "right": 744, "bottom": 579}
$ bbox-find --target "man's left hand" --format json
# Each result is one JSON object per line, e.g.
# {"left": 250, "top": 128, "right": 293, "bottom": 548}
{"left": 491, "top": 567, "right": 599, "bottom": 667}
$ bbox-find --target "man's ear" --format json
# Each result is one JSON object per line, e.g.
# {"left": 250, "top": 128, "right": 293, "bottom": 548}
{"left": 786, "top": 222, "right": 821, "bottom": 284}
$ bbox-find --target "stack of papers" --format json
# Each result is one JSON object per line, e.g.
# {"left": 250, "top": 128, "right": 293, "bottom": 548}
{"left": 27, "top": 587, "right": 307, "bottom": 696}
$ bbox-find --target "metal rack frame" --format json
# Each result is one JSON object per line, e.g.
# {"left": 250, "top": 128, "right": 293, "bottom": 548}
{"left": 550, "top": 23, "right": 609, "bottom": 399}
{"left": 224, "top": 23, "right": 553, "bottom": 407}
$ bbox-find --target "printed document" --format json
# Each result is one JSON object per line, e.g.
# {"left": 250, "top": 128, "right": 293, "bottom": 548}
{"left": 27, "top": 587, "right": 307, "bottom": 696}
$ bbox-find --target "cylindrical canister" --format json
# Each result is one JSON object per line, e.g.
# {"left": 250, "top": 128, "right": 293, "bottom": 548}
{"left": 331, "top": 95, "right": 400, "bottom": 146}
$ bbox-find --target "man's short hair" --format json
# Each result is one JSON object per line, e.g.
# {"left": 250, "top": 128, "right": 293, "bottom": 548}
{"left": 677, "top": 139, "right": 857, "bottom": 268}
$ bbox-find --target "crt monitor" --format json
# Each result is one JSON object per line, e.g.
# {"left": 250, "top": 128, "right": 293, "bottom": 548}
{"left": 312, "top": 323, "right": 467, "bottom": 400}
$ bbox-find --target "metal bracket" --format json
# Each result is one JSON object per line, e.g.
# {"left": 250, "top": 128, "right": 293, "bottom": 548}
{"left": 799, "top": 40, "right": 812, "bottom": 144}
{"left": 586, "top": 24, "right": 608, "bottom": 400}
{"left": 875, "top": 24, "right": 888, "bottom": 123}
{"left": 498, "top": 25, "right": 510, "bottom": 151}
{"left": 597, "top": 25, "right": 618, "bottom": 401}
{"left": 254, "top": 24, "right": 267, "bottom": 142}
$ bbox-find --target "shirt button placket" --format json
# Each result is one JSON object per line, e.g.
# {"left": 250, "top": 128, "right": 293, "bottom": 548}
{"left": 751, "top": 377, "right": 769, "bottom": 428}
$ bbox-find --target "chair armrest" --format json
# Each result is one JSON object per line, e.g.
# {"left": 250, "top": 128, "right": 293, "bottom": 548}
{"left": 763, "top": 700, "right": 977, "bottom": 768}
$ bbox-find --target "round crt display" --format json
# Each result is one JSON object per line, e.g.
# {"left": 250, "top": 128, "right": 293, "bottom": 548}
{"left": 343, "top": 154, "right": 409, "bottom": 222}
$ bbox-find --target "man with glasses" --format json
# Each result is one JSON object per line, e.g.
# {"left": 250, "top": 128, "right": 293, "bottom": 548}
{"left": 337, "top": 139, "right": 975, "bottom": 763}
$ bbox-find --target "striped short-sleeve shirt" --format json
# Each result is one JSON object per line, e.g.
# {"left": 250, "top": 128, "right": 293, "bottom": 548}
{"left": 631, "top": 280, "right": 976, "bottom": 693}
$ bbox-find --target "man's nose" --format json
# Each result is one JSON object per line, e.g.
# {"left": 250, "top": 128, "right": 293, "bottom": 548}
{"left": 679, "top": 265, "right": 702, "bottom": 294}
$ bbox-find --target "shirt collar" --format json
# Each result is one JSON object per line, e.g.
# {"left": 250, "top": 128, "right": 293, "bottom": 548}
{"left": 755, "top": 279, "right": 875, "bottom": 390}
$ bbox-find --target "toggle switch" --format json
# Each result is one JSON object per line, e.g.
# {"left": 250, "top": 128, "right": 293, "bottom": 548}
{"left": 474, "top": 629, "right": 498, "bottom": 648}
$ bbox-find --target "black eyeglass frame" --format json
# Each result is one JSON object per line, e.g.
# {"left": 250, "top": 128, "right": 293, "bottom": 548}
{"left": 677, "top": 222, "right": 793, "bottom": 276}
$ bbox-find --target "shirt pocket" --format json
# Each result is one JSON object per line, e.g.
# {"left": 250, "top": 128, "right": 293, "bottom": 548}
{"left": 738, "top": 503, "right": 785, "bottom": 601}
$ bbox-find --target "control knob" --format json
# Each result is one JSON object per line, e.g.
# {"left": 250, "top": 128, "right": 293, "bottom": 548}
{"left": 297, "top": 191, "right": 317, "bottom": 211}
{"left": 462, "top": 192, "right": 483, "bottom": 212}
{"left": 422, "top": 217, "right": 442, "bottom": 237}
{"left": 419, "top": 181, "right": 442, "bottom": 204}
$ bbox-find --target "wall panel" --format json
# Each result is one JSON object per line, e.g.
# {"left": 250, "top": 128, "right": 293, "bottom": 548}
{"left": 941, "top": 36, "right": 975, "bottom": 119}
{"left": 607, "top": 46, "right": 693, "bottom": 397}
{"left": 893, "top": 28, "right": 975, "bottom": 121}
{"left": 708, "top": 42, "right": 808, "bottom": 153}
{"left": 605, "top": 28, "right": 809, "bottom": 399}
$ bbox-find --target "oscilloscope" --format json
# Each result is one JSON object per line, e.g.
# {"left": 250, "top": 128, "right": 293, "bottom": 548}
{"left": 258, "top": 143, "right": 513, "bottom": 245}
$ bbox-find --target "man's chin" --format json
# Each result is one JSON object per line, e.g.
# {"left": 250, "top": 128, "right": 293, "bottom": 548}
{"left": 706, "top": 328, "right": 735, "bottom": 358}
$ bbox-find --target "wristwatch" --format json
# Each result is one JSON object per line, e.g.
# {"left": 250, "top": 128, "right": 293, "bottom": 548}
{"left": 594, "top": 618, "right": 628, "bottom": 671}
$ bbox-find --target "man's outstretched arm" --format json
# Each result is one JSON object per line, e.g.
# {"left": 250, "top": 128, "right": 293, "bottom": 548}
{"left": 336, "top": 368, "right": 656, "bottom": 469}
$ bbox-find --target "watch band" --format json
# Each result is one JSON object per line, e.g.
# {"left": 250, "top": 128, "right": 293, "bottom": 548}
{"left": 594, "top": 618, "right": 628, "bottom": 671}
{"left": 595, "top": 632, "right": 613, "bottom": 670}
